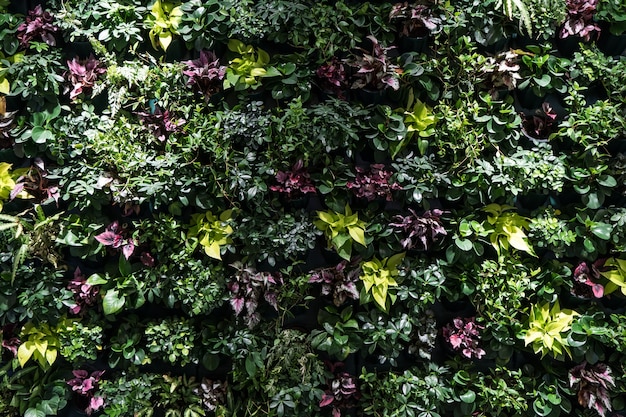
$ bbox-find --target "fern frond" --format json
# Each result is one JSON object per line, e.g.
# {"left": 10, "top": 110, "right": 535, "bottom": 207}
{"left": 499, "top": 0, "right": 533, "bottom": 37}
{"left": 11, "top": 241, "right": 29, "bottom": 285}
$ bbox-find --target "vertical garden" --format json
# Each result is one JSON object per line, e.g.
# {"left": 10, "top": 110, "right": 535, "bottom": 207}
{"left": 1, "top": 0, "right": 626, "bottom": 416}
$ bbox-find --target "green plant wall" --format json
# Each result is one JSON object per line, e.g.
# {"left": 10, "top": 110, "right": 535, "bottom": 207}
{"left": 1, "top": 0, "right": 626, "bottom": 416}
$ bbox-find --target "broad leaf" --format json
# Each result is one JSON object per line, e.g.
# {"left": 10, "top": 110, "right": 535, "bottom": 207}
{"left": 103, "top": 289, "right": 125, "bottom": 315}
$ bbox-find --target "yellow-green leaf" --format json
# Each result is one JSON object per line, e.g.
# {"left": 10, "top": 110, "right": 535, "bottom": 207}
{"left": 372, "top": 286, "right": 387, "bottom": 310}
{"left": 0, "top": 78, "right": 9, "bottom": 95}
{"left": 205, "top": 241, "right": 221, "bottom": 260}
{"left": 348, "top": 226, "right": 366, "bottom": 247}
{"left": 18, "top": 342, "right": 36, "bottom": 367}
{"left": 45, "top": 348, "right": 57, "bottom": 366}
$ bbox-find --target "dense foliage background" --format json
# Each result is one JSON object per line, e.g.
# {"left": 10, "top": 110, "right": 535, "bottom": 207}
{"left": 1, "top": 0, "right": 626, "bottom": 416}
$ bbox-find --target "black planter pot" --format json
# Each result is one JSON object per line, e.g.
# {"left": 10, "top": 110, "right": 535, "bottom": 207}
{"left": 476, "top": 37, "right": 510, "bottom": 56}
{"left": 515, "top": 192, "right": 551, "bottom": 212}
{"left": 597, "top": 29, "right": 626, "bottom": 57}
{"left": 431, "top": 299, "right": 476, "bottom": 327}
{"left": 515, "top": 89, "right": 545, "bottom": 111}
{"left": 555, "top": 34, "right": 587, "bottom": 57}
{"left": 607, "top": 138, "right": 626, "bottom": 156}
{"left": 356, "top": 88, "right": 386, "bottom": 106}
{"left": 399, "top": 35, "right": 429, "bottom": 54}
{"left": 600, "top": 294, "right": 626, "bottom": 314}
{"left": 66, "top": 41, "right": 96, "bottom": 60}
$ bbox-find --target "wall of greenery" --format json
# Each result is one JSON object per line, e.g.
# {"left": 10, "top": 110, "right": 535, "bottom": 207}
{"left": 1, "top": 0, "right": 626, "bottom": 416}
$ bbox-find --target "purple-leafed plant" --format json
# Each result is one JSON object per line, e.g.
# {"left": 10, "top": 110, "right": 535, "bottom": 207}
{"left": 521, "top": 102, "right": 558, "bottom": 139}
{"left": 270, "top": 160, "right": 317, "bottom": 199}
{"left": 316, "top": 57, "right": 348, "bottom": 98}
{"left": 309, "top": 260, "right": 361, "bottom": 307}
{"left": 320, "top": 362, "right": 361, "bottom": 417}
{"left": 65, "top": 55, "right": 107, "bottom": 100}
{"left": 346, "top": 164, "right": 402, "bottom": 202}
{"left": 0, "top": 110, "right": 17, "bottom": 149}
{"left": 442, "top": 317, "right": 486, "bottom": 359}
{"left": 484, "top": 50, "right": 522, "bottom": 98}
{"left": 17, "top": 5, "right": 59, "bottom": 48}
{"left": 195, "top": 378, "right": 228, "bottom": 412}
{"left": 1, "top": 323, "right": 20, "bottom": 358}
{"left": 569, "top": 361, "right": 615, "bottom": 417}
{"left": 137, "top": 106, "right": 186, "bottom": 142}
{"left": 67, "top": 267, "right": 100, "bottom": 315}
{"left": 227, "top": 262, "right": 282, "bottom": 328}
{"left": 389, "top": 2, "right": 442, "bottom": 38}
{"left": 346, "top": 35, "right": 401, "bottom": 91}
{"left": 572, "top": 260, "right": 604, "bottom": 298}
{"left": 10, "top": 158, "right": 60, "bottom": 205}
{"left": 183, "top": 50, "right": 227, "bottom": 101}
{"left": 94, "top": 220, "right": 137, "bottom": 260}
{"left": 67, "top": 370, "right": 105, "bottom": 415}
{"left": 560, "top": 0, "right": 601, "bottom": 41}
{"left": 390, "top": 208, "right": 447, "bottom": 251}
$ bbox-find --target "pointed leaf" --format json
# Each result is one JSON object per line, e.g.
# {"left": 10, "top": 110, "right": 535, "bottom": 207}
{"left": 18, "top": 341, "right": 36, "bottom": 367}
{"left": 348, "top": 226, "right": 366, "bottom": 247}
{"left": 205, "top": 241, "right": 222, "bottom": 260}
{"left": 103, "top": 289, "right": 125, "bottom": 316}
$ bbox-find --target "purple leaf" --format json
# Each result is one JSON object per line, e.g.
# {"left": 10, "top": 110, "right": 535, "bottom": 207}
{"left": 319, "top": 393, "right": 335, "bottom": 407}
{"left": 122, "top": 240, "right": 135, "bottom": 259}
{"left": 231, "top": 297, "right": 244, "bottom": 315}
{"left": 94, "top": 231, "right": 120, "bottom": 247}
{"left": 591, "top": 283, "right": 604, "bottom": 298}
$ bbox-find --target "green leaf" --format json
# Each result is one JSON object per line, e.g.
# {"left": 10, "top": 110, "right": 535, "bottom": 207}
{"left": 597, "top": 175, "right": 617, "bottom": 187}
{"left": 25, "top": 408, "right": 45, "bottom": 417}
{"left": 103, "top": 289, "right": 125, "bottom": 316}
{"left": 455, "top": 238, "right": 473, "bottom": 251}
{"left": 460, "top": 391, "right": 476, "bottom": 404}
{"left": 245, "top": 355, "right": 257, "bottom": 377}
{"left": 86, "top": 273, "right": 108, "bottom": 285}
{"left": 591, "top": 223, "right": 612, "bottom": 240}
{"left": 582, "top": 192, "right": 602, "bottom": 209}
{"left": 119, "top": 255, "right": 132, "bottom": 276}
{"left": 534, "top": 74, "right": 551, "bottom": 87}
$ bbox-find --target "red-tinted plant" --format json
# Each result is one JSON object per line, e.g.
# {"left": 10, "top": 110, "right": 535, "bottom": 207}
{"left": 316, "top": 57, "right": 347, "bottom": 98}
{"left": 94, "top": 220, "right": 137, "bottom": 260}
{"left": 10, "top": 158, "right": 60, "bottom": 205}
{"left": 67, "top": 267, "right": 100, "bottom": 315}
{"left": 227, "top": 262, "right": 282, "bottom": 328}
{"left": 65, "top": 55, "right": 107, "bottom": 100}
{"left": 572, "top": 260, "right": 604, "bottom": 298}
{"left": 346, "top": 164, "right": 401, "bottom": 201}
{"left": 67, "top": 370, "right": 105, "bottom": 415}
{"left": 389, "top": 2, "right": 441, "bottom": 38}
{"left": 137, "top": 106, "right": 186, "bottom": 142}
{"left": 309, "top": 260, "right": 361, "bottom": 307}
{"left": 1, "top": 323, "right": 20, "bottom": 357}
{"left": 560, "top": 0, "right": 601, "bottom": 41}
{"left": 442, "top": 317, "right": 486, "bottom": 359}
{"left": 569, "top": 361, "right": 615, "bottom": 417}
{"left": 390, "top": 208, "right": 447, "bottom": 251}
{"left": 270, "top": 160, "right": 317, "bottom": 199}
{"left": 521, "top": 102, "right": 558, "bottom": 139}
{"left": 346, "top": 36, "right": 401, "bottom": 91}
{"left": 17, "top": 5, "right": 59, "bottom": 48}
{"left": 320, "top": 362, "right": 361, "bottom": 417}
{"left": 183, "top": 50, "right": 227, "bottom": 101}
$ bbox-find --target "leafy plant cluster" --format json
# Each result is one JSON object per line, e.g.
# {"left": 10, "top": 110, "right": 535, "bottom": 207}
{"left": 1, "top": 1, "right": 626, "bottom": 417}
